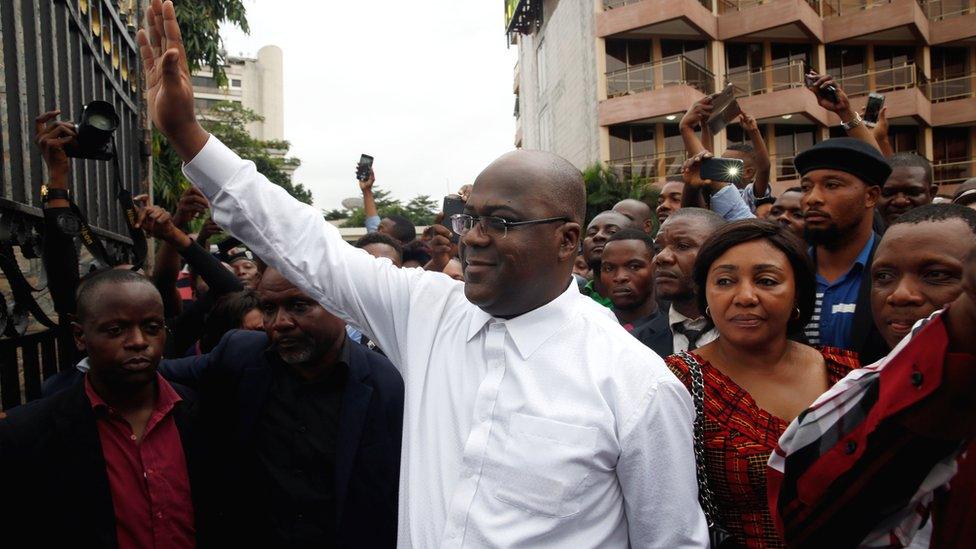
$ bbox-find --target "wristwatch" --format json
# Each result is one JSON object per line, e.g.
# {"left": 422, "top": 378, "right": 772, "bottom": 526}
{"left": 841, "top": 111, "right": 863, "bottom": 132}
{"left": 40, "top": 184, "right": 70, "bottom": 203}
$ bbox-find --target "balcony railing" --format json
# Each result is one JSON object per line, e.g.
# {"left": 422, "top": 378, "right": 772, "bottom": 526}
{"left": 934, "top": 159, "right": 976, "bottom": 187}
{"left": 823, "top": 0, "right": 893, "bottom": 16}
{"left": 774, "top": 154, "right": 799, "bottom": 180}
{"left": 834, "top": 63, "right": 929, "bottom": 98}
{"left": 727, "top": 60, "right": 807, "bottom": 97}
{"left": 608, "top": 151, "right": 688, "bottom": 180}
{"left": 606, "top": 55, "right": 715, "bottom": 98}
{"left": 923, "top": 0, "right": 976, "bottom": 20}
{"left": 927, "top": 75, "right": 976, "bottom": 102}
{"left": 604, "top": 0, "right": 712, "bottom": 8}
{"left": 720, "top": 0, "right": 821, "bottom": 14}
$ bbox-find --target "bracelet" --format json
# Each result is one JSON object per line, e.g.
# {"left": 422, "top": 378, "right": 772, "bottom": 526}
{"left": 841, "top": 111, "right": 863, "bottom": 132}
{"left": 40, "top": 184, "right": 70, "bottom": 203}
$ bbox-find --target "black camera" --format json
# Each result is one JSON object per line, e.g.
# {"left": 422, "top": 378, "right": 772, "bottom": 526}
{"left": 65, "top": 100, "right": 119, "bottom": 161}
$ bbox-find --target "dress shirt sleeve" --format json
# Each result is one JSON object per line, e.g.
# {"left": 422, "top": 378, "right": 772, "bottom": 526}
{"left": 365, "top": 215, "right": 381, "bottom": 234}
{"left": 709, "top": 184, "right": 756, "bottom": 221}
{"left": 183, "top": 136, "right": 430, "bottom": 367}
{"left": 617, "top": 377, "right": 709, "bottom": 547}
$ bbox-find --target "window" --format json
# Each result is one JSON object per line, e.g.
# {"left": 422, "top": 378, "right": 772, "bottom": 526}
{"left": 933, "top": 127, "right": 969, "bottom": 164}
{"left": 193, "top": 98, "right": 223, "bottom": 112}
{"left": 930, "top": 47, "right": 970, "bottom": 101}
{"left": 887, "top": 126, "right": 919, "bottom": 154}
{"left": 191, "top": 75, "right": 217, "bottom": 88}
{"left": 606, "top": 39, "right": 652, "bottom": 72}
{"left": 873, "top": 46, "right": 916, "bottom": 90}
{"left": 726, "top": 43, "right": 764, "bottom": 95}
{"left": 231, "top": 78, "right": 242, "bottom": 88}
{"left": 826, "top": 46, "right": 867, "bottom": 96}
{"left": 770, "top": 43, "right": 811, "bottom": 68}
{"left": 536, "top": 39, "right": 548, "bottom": 96}
{"left": 661, "top": 40, "right": 708, "bottom": 69}
{"left": 608, "top": 124, "right": 656, "bottom": 161}
{"left": 774, "top": 125, "right": 818, "bottom": 179}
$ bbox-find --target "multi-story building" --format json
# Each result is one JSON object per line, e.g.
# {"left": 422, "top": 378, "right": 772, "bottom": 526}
{"left": 507, "top": 0, "right": 976, "bottom": 195}
{"left": 191, "top": 45, "right": 285, "bottom": 143}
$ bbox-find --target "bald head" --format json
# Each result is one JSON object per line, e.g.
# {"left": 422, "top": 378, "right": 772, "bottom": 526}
{"left": 613, "top": 199, "right": 653, "bottom": 233}
{"left": 475, "top": 150, "right": 586, "bottom": 223}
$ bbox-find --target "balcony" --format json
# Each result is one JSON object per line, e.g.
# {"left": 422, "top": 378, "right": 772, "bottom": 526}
{"left": 822, "top": 0, "right": 929, "bottom": 43}
{"left": 928, "top": 75, "right": 976, "bottom": 125}
{"left": 934, "top": 158, "right": 975, "bottom": 193}
{"left": 717, "top": 0, "right": 824, "bottom": 41}
{"left": 607, "top": 56, "right": 714, "bottom": 98}
{"left": 597, "top": 0, "right": 717, "bottom": 40}
{"left": 728, "top": 60, "right": 806, "bottom": 97}
{"left": 774, "top": 154, "right": 799, "bottom": 181}
{"left": 827, "top": 64, "right": 933, "bottom": 124}
{"left": 608, "top": 151, "right": 688, "bottom": 181}
{"left": 925, "top": 0, "right": 976, "bottom": 44}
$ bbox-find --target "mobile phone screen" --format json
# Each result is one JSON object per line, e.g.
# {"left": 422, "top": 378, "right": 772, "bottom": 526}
{"left": 864, "top": 93, "right": 885, "bottom": 126}
{"left": 357, "top": 154, "right": 374, "bottom": 181}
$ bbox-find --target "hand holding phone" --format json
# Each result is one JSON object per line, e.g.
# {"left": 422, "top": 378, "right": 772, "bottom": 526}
{"left": 700, "top": 157, "right": 745, "bottom": 186}
{"left": 442, "top": 196, "right": 465, "bottom": 243}
{"left": 863, "top": 93, "right": 885, "bottom": 128}
{"left": 804, "top": 70, "right": 840, "bottom": 105}
{"left": 356, "top": 154, "right": 374, "bottom": 182}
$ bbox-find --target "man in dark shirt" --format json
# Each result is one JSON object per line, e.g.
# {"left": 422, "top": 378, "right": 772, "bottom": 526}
{"left": 160, "top": 267, "right": 403, "bottom": 547}
{"left": 600, "top": 229, "right": 672, "bottom": 358}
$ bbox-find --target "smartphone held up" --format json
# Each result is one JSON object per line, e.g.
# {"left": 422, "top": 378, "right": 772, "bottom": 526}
{"left": 863, "top": 93, "right": 885, "bottom": 128}
{"left": 700, "top": 157, "right": 745, "bottom": 186}
{"left": 357, "top": 154, "right": 374, "bottom": 182}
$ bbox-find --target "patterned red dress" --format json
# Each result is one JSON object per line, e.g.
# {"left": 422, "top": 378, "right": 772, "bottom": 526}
{"left": 665, "top": 348, "right": 859, "bottom": 549}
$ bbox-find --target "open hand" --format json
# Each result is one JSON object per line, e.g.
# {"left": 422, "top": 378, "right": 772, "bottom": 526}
{"left": 137, "top": 0, "right": 208, "bottom": 160}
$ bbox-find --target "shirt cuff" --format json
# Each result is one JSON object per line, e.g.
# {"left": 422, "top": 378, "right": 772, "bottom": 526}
{"left": 365, "top": 215, "right": 381, "bottom": 233}
{"left": 181, "top": 134, "right": 243, "bottom": 198}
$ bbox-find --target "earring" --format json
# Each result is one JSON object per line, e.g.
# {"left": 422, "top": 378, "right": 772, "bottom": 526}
{"left": 704, "top": 306, "right": 711, "bottom": 318}
{"left": 792, "top": 306, "right": 801, "bottom": 320}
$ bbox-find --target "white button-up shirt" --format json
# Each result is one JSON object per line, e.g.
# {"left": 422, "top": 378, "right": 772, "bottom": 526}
{"left": 668, "top": 305, "right": 720, "bottom": 353}
{"left": 185, "top": 136, "right": 708, "bottom": 548}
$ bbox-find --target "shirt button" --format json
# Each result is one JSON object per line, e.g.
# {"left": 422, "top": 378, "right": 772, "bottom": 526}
{"left": 911, "top": 371, "right": 924, "bottom": 388}
{"left": 156, "top": 512, "right": 163, "bottom": 519}
{"left": 844, "top": 440, "right": 857, "bottom": 455}
{"left": 130, "top": 434, "right": 137, "bottom": 441}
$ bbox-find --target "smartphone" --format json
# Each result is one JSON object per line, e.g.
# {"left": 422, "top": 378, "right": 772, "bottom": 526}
{"left": 863, "top": 92, "right": 885, "bottom": 128}
{"left": 356, "top": 154, "right": 374, "bottom": 181}
{"left": 442, "top": 196, "right": 465, "bottom": 243}
{"left": 700, "top": 157, "right": 745, "bottom": 186}
{"left": 804, "top": 69, "right": 839, "bottom": 104}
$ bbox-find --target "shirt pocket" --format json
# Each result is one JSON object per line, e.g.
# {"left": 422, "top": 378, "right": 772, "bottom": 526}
{"left": 486, "top": 412, "right": 599, "bottom": 518}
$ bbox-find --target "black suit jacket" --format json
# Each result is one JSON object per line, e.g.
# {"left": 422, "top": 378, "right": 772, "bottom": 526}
{"left": 0, "top": 378, "right": 201, "bottom": 548}
{"left": 159, "top": 329, "right": 404, "bottom": 548}
{"left": 850, "top": 236, "right": 889, "bottom": 365}
{"left": 628, "top": 308, "right": 673, "bottom": 359}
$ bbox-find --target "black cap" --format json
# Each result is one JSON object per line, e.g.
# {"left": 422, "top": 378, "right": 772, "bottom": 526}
{"left": 793, "top": 137, "right": 891, "bottom": 187}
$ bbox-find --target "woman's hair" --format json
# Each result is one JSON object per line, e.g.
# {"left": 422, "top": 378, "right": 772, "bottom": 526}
{"left": 200, "top": 290, "right": 262, "bottom": 353}
{"left": 693, "top": 219, "right": 816, "bottom": 334}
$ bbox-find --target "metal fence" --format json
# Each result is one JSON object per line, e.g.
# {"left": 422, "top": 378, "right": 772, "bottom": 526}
{"left": 606, "top": 55, "right": 715, "bottom": 98}
{"left": 1, "top": 0, "right": 148, "bottom": 407}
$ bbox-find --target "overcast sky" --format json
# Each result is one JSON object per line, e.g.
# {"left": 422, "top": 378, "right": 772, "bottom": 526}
{"left": 221, "top": 1, "right": 518, "bottom": 212}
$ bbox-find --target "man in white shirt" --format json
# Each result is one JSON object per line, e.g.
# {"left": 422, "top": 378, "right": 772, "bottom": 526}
{"left": 138, "top": 2, "right": 708, "bottom": 546}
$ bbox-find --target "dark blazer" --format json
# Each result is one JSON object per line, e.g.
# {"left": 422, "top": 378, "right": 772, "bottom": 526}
{"left": 0, "top": 378, "right": 201, "bottom": 548}
{"left": 629, "top": 308, "right": 673, "bottom": 359}
{"left": 159, "top": 329, "right": 403, "bottom": 548}
{"left": 851, "top": 236, "right": 889, "bottom": 365}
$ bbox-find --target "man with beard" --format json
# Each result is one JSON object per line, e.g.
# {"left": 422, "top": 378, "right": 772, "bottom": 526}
{"left": 158, "top": 267, "right": 404, "bottom": 547}
{"left": 653, "top": 208, "right": 725, "bottom": 352}
{"left": 601, "top": 229, "right": 672, "bottom": 357}
{"left": 766, "top": 187, "right": 805, "bottom": 238}
{"left": 796, "top": 138, "right": 890, "bottom": 362}
{"left": 581, "top": 210, "right": 633, "bottom": 307}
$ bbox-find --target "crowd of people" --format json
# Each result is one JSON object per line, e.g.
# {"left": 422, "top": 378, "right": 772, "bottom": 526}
{"left": 1, "top": 1, "right": 975, "bottom": 547}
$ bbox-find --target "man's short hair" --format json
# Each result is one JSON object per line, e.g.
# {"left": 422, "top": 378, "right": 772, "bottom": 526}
{"left": 385, "top": 215, "right": 417, "bottom": 244}
{"left": 606, "top": 228, "right": 655, "bottom": 254}
{"left": 200, "top": 290, "right": 262, "bottom": 353}
{"left": 783, "top": 186, "right": 803, "bottom": 195}
{"left": 664, "top": 207, "right": 726, "bottom": 232}
{"left": 355, "top": 232, "right": 404, "bottom": 262}
{"left": 887, "top": 152, "right": 933, "bottom": 186}
{"left": 76, "top": 268, "right": 157, "bottom": 322}
{"left": 889, "top": 203, "right": 976, "bottom": 236}
{"left": 726, "top": 142, "right": 756, "bottom": 160}
{"left": 755, "top": 195, "right": 776, "bottom": 207}
{"left": 402, "top": 240, "right": 432, "bottom": 266}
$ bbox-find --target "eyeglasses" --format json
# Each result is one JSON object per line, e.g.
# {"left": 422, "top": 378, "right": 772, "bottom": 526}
{"left": 449, "top": 213, "right": 570, "bottom": 239}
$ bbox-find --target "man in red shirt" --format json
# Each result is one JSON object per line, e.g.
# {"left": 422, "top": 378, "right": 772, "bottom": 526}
{"left": 0, "top": 269, "right": 198, "bottom": 548}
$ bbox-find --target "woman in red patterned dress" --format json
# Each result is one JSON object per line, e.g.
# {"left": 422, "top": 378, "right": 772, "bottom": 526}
{"left": 665, "top": 220, "right": 859, "bottom": 548}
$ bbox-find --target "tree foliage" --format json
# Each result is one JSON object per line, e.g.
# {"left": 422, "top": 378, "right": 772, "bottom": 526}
{"left": 583, "top": 163, "right": 660, "bottom": 232}
{"left": 340, "top": 188, "right": 439, "bottom": 228}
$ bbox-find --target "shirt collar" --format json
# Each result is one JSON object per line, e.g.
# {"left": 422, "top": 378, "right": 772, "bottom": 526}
{"left": 83, "top": 372, "right": 182, "bottom": 415}
{"left": 466, "top": 281, "right": 581, "bottom": 360}
{"left": 668, "top": 304, "right": 705, "bottom": 327}
{"left": 854, "top": 232, "right": 876, "bottom": 268}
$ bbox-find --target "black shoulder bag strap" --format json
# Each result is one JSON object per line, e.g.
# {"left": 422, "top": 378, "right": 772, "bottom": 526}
{"left": 678, "top": 350, "right": 736, "bottom": 548}
{"left": 111, "top": 142, "right": 147, "bottom": 271}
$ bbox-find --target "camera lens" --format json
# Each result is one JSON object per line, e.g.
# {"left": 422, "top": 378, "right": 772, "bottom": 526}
{"left": 87, "top": 113, "right": 116, "bottom": 131}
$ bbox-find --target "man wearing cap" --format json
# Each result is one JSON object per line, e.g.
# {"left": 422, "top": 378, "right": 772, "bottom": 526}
{"left": 795, "top": 137, "right": 890, "bottom": 363}
{"left": 225, "top": 246, "right": 262, "bottom": 290}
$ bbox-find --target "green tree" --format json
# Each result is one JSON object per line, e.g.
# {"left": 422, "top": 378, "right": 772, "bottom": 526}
{"left": 341, "top": 188, "right": 439, "bottom": 228}
{"left": 152, "top": 0, "right": 250, "bottom": 210}
{"left": 583, "top": 163, "right": 659, "bottom": 232}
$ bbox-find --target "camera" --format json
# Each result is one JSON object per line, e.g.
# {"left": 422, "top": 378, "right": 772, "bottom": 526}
{"left": 64, "top": 100, "right": 119, "bottom": 161}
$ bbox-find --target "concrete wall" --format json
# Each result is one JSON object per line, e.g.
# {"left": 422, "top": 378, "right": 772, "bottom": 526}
{"left": 517, "top": 0, "right": 601, "bottom": 170}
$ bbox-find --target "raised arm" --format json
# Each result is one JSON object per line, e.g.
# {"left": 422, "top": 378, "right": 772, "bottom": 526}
{"left": 806, "top": 71, "right": 881, "bottom": 152}
{"left": 139, "top": 0, "right": 434, "bottom": 366}
{"left": 360, "top": 168, "right": 381, "bottom": 233}
{"left": 740, "top": 113, "right": 771, "bottom": 200}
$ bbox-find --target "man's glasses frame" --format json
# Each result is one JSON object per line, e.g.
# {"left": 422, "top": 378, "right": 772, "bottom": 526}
{"left": 449, "top": 213, "right": 570, "bottom": 239}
